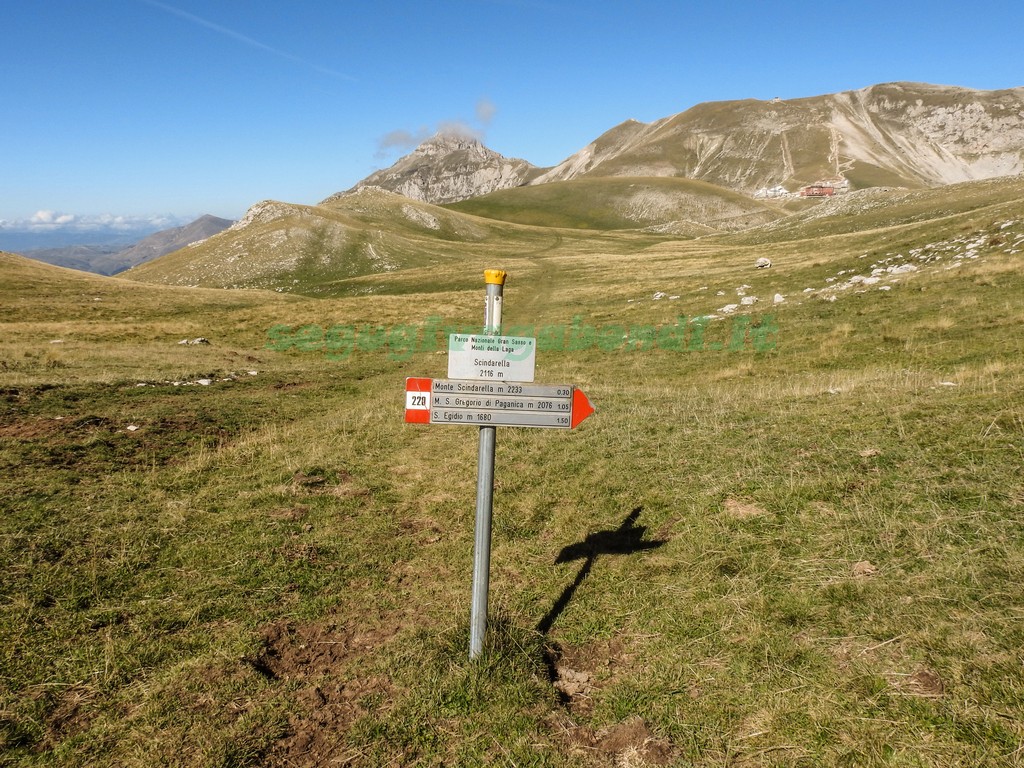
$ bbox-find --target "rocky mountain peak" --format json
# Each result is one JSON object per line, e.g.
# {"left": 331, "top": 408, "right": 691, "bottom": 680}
{"left": 323, "top": 132, "right": 539, "bottom": 206}
{"left": 413, "top": 132, "right": 489, "bottom": 157}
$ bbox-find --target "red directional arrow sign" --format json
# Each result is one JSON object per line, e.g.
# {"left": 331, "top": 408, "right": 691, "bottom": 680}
{"left": 570, "top": 387, "right": 595, "bottom": 428}
{"left": 405, "top": 378, "right": 594, "bottom": 429}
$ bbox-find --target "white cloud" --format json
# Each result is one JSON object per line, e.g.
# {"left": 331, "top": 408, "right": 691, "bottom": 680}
{"left": 30, "top": 210, "right": 77, "bottom": 227}
{"left": 3, "top": 211, "right": 186, "bottom": 233}
{"left": 377, "top": 128, "right": 431, "bottom": 155}
{"left": 476, "top": 98, "right": 497, "bottom": 126}
{"left": 436, "top": 120, "right": 483, "bottom": 141}
{"left": 376, "top": 99, "right": 498, "bottom": 159}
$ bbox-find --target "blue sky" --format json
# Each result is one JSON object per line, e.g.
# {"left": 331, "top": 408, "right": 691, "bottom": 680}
{"left": 3, "top": 0, "right": 1023, "bottom": 239}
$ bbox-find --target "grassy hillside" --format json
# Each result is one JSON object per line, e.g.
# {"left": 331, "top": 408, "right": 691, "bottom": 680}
{"left": 732, "top": 176, "right": 1024, "bottom": 245}
{"left": 126, "top": 189, "right": 675, "bottom": 298}
{"left": 2, "top": 177, "right": 1024, "bottom": 767}
{"left": 447, "top": 176, "right": 785, "bottom": 232}
{"left": 127, "top": 179, "right": 784, "bottom": 300}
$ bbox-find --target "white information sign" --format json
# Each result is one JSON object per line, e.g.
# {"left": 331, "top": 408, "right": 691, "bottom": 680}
{"left": 447, "top": 334, "right": 536, "bottom": 382}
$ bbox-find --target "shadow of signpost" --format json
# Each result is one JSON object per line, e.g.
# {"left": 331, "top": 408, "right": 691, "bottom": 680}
{"left": 536, "top": 506, "right": 667, "bottom": 635}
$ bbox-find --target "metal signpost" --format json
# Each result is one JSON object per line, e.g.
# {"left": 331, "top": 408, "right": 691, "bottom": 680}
{"left": 404, "top": 270, "right": 594, "bottom": 660}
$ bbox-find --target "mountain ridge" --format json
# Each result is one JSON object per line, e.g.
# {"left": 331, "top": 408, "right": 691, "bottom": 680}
{"left": 15, "top": 214, "right": 233, "bottom": 275}
{"left": 126, "top": 81, "right": 1024, "bottom": 294}
{"left": 328, "top": 82, "right": 1024, "bottom": 206}
{"left": 94, "top": 214, "right": 234, "bottom": 275}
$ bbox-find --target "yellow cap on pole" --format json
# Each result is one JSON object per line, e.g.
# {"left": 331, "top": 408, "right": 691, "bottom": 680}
{"left": 484, "top": 269, "right": 507, "bottom": 285}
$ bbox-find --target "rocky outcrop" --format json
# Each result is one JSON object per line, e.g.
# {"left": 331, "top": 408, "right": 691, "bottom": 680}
{"left": 826, "top": 83, "right": 1024, "bottom": 187}
{"left": 230, "top": 200, "right": 308, "bottom": 229}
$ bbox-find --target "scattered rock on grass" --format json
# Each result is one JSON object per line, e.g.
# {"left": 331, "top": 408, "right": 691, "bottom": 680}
{"left": 135, "top": 371, "right": 257, "bottom": 388}
{"left": 554, "top": 667, "right": 594, "bottom": 699}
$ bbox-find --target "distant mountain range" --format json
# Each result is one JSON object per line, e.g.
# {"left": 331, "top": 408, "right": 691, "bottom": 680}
{"left": 335, "top": 82, "right": 1024, "bottom": 203}
{"left": 10, "top": 82, "right": 1024, "bottom": 286}
{"left": 14, "top": 215, "right": 233, "bottom": 275}
{"left": 122, "top": 82, "right": 1024, "bottom": 295}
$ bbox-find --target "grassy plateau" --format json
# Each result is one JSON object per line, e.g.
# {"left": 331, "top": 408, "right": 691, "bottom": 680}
{"left": 2, "top": 178, "right": 1024, "bottom": 767}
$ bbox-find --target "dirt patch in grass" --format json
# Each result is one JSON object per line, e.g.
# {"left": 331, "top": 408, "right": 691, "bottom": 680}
{"left": 0, "top": 416, "right": 65, "bottom": 440}
{"left": 723, "top": 497, "right": 768, "bottom": 519}
{"left": 892, "top": 666, "right": 945, "bottom": 698}
{"left": 397, "top": 515, "right": 444, "bottom": 544}
{"left": 268, "top": 504, "right": 310, "bottom": 522}
{"left": 277, "top": 538, "right": 321, "bottom": 564}
{"left": 32, "top": 684, "right": 99, "bottom": 754}
{"left": 545, "top": 637, "right": 630, "bottom": 714}
{"left": 544, "top": 630, "right": 679, "bottom": 765}
{"left": 267, "top": 675, "right": 394, "bottom": 767}
{"left": 253, "top": 619, "right": 401, "bottom": 767}
{"left": 289, "top": 467, "right": 369, "bottom": 500}
{"left": 1, "top": 404, "right": 252, "bottom": 480}
{"left": 252, "top": 619, "right": 398, "bottom": 681}
{"left": 851, "top": 559, "right": 878, "bottom": 578}
{"left": 554, "top": 714, "right": 675, "bottom": 767}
